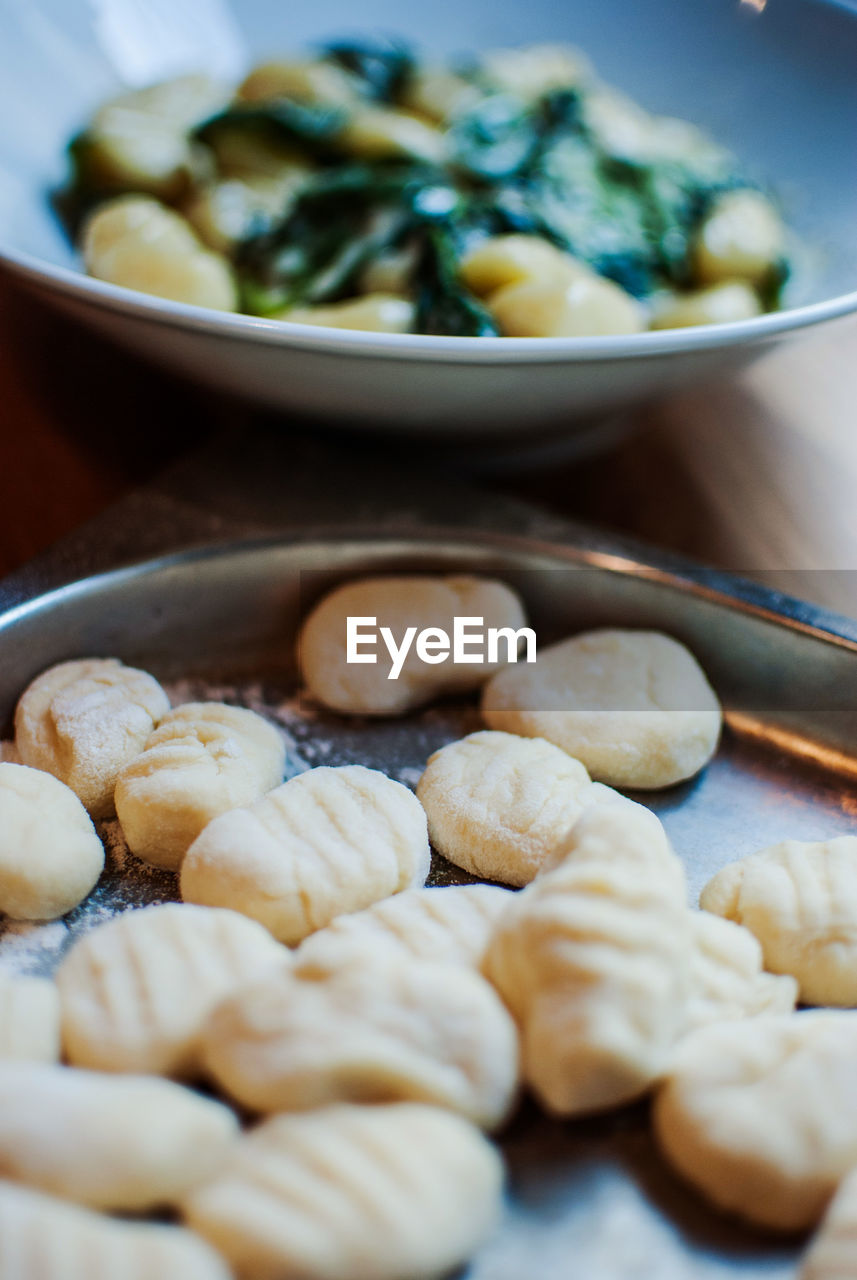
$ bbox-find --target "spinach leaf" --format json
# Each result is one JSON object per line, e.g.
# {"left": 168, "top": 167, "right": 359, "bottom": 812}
{"left": 194, "top": 100, "right": 348, "bottom": 161}
{"left": 321, "top": 37, "right": 415, "bottom": 103}
{"left": 414, "top": 226, "right": 499, "bottom": 336}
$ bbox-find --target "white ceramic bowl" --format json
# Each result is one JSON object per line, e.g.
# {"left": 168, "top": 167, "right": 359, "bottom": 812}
{"left": 1, "top": 0, "right": 856, "bottom": 437}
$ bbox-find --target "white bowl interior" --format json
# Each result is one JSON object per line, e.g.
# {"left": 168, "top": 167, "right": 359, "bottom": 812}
{"left": 1, "top": 0, "right": 856, "bottom": 309}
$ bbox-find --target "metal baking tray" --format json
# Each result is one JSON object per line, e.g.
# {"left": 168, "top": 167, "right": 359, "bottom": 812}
{"left": 3, "top": 528, "right": 857, "bottom": 1279}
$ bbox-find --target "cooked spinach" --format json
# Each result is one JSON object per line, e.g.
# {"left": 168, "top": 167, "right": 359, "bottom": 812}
{"left": 194, "top": 99, "right": 348, "bottom": 160}
{"left": 321, "top": 37, "right": 416, "bottom": 103}
{"left": 414, "top": 227, "right": 500, "bottom": 337}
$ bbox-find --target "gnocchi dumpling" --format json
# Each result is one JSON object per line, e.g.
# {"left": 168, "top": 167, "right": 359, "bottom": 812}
{"left": 801, "top": 1166, "right": 857, "bottom": 1280}
{"left": 0, "top": 1063, "right": 237, "bottom": 1211}
{"left": 114, "top": 702, "right": 285, "bottom": 872}
{"left": 181, "top": 1102, "right": 503, "bottom": 1280}
{"left": 280, "top": 293, "right": 416, "bottom": 333}
{"left": 0, "top": 1181, "right": 231, "bottom": 1280}
{"left": 57, "top": 903, "right": 288, "bottom": 1077}
{"left": 416, "top": 730, "right": 592, "bottom": 886}
{"left": 0, "top": 974, "right": 60, "bottom": 1063}
{"left": 202, "top": 955, "right": 519, "bottom": 1128}
{"left": 683, "top": 911, "right": 798, "bottom": 1034}
{"left": 650, "top": 281, "right": 762, "bottom": 330}
{"left": 479, "top": 43, "right": 591, "bottom": 98}
{"left": 459, "top": 235, "right": 589, "bottom": 297}
{"left": 294, "top": 882, "right": 513, "bottom": 972}
{"left": 181, "top": 765, "right": 430, "bottom": 943}
{"left": 299, "top": 574, "right": 528, "bottom": 716}
{"left": 0, "top": 764, "right": 104, "bottom": 920}
{"left": 488, "top": 272, "right": 645, "bottom": 338}
{"left": 483, "top": 804, "right": 690, "bottom": 1115}
{"left": 700, "top": 837, "right": 857, "bottom": 1006}
{"left": 693, "top": 189, "right": 785, "bottom": 287}
{"left": 482, "top": 628, "right": 722, "bottom": 789}
{"left": 0, "top": 741, "right": 18, "bottom": 763}
{"left": 654, "top": 1012, "right": 857, "bottom": 1231}
{"left": 238, "top": 58, "right": 359, "bottom": 107}
{"left": 14, "top": 657, "right": 169, "bottom": 818}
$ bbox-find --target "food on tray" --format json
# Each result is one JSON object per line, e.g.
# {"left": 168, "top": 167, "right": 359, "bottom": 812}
{"left": 14, "top": 658, "right": 169, "bottom": 819}
{"left": 294, "top": 883, "right": 512, "bottom": 972}
{"left": 801, "top": 1166, "right": 857, "bottom": 1280}
{"left": 483, "top": 804, "right": 690, "bottom": 1115}
{"left": 299, "top": 574, "right": 528, "bottom": 716}
{"left": 0, "top": 1180, "right": 231, "bottom": 1280}
{"left": 700, "top": 837, "right": 857, "bottom": 1006}
{"left": 0, "top": 974, "right": 61, "bottom": 1063}
{"left": 481, "top": 627, "right": 722, "bottom": 788}
{"left": 57, "top": 903, "right": 288, "bottom": 1078}
{"left": 180, "top": 1103, "right": 503, "bottom": 1280}
{"left": 683, "top": 912, "right": 798, "bottom": 1033}
{"left": 180, "top": 765, "right": 431, "bottom": 944}
{"left": 0, "top": 740, "right": 18, "bottom": 762}
{"left": 417, "top": 729, "right": 592, "bottom": 885}
{"left": 0, "top": 763, "right": 104, "bottom": 920}
{"left": 203, "top": 954, "right": 519, "bottom": 1128}
{"left": 0, "top": 1062, "right": 237, "bottom": 1211}
{"left": 653, "top": 1012, "right": 857, "bottom": 1231}
{"left": 62, "top": 40, "right": 790, "bottom": 335}
{"left": 114, "top": 702, "right": 285, "bottom": 871}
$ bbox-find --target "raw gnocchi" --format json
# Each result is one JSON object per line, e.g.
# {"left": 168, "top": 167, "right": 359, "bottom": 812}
{"left": 0, "top": 974, "right": 60, "bottom": 1063}
{"left": 0, "top": 1063, "right": 237, "bottom": 1211}
{"left": 114, "top": 702, "right": 285, "bottom": 871}
{"left": 202, "top": 954, "right": 519, "bottom": 1128}
{"left": 0, "top": 1181, "right": 231, "bottom": 1280}
{"left": 700, "top": 837, "right": 857, "bottom": 1006}
{"left": 801, "top": 1166, "right": 857, "bottom": 1280}
{"left": 181, "top": 764, "right": 430, "bottom": 943}
{"left": 57, "top": 903, "right": 288, "bottom": 1077}
{"left": 14, "top": 657, "right": 169, "bottom": 818}
{"left": 481, "top": 628, "right": 722, "bottom": 788}
{"left": 181, "top": 1102, "right": 503, "bottom": 1280}
{"left": 683, "top": 911, "right": 798, "bottom": 1033}
{"left": 416, "top": 730, "right": 592, "bottom": 886}
{"left": 299, "top": 574, "right": 528, "bottom": 716}
{"left": 654, "top": 1012, "right": 857, "bottom": 1231}
{"left": 483, "top": 804, "right": 690, "bottom": 1115}
{"left": 0, "top": 764, "right": 104, "bottom": 921}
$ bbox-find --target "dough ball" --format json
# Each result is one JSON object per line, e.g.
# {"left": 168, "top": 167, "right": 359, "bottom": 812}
{"left": 0, "top": 1179, "right": 231, "bottom": 1280}
{"left": 299, "top": 574, "right": 528, "bottom": 716}
{"left": 801, "top": 1166, "right": 857, "bottom": 1280}
{"left": 181, "top": 1102, "right": 503, "bottom": 1280}
{"left": 181, "top": 765, "right": 430, "bottom": 945}
{"left": 202, "top": 955, "right": 519, "bottom": 1129}
{"left": 482, "top": 628, "right": 721, "bottom": 789}
{"left": 114, "top": 702, "right": 285, "bottom": 871}
{"left": 0, "top": 763, "right": 105, "bottom": 920}
{"left": 700, "top": 837, "right": 857, "bottom": 1006}
{"left": 683, "top": 911, "right": 798, "bottom": 1033}
{"left": 57, "top": 903, "right": 288, "bottom": 1077}
{"left": 654, "top": 1012, "right": 857, "bottom": 1231}
{"left": 294, "top": 883, "right": 513, "bottom": 973}
{"left": 0, "top": 974, "right": 60, "bottom": 1062}
{"left": 534, "top": 786, "right": 678, "bottom": 883}
{"left": 0, "top": 1062, "right": 237, "bottom": 1211}
{"left": 484, "top": 803, "right": 690, "bottom": 1115}
{"left": 14, "top": 658, "right": 169, "bottom": 818}
{"left": 416, "top": 730, "right": 591, "bottom": 886}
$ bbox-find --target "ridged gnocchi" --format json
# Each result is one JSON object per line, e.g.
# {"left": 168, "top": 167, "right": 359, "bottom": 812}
{"left": 0, "top": 974, "right": 60, "bottom": 1063}
{"left": 57, "top": 903, "right": 288, "bottom": 1077}
{"left": 181, "top": 1102, "right": 503, "bottom": 1280}
{"left": 482, "top": 628, "right": 722, "bottom": 789}
{"left": 203, "top": 954, "right": 519, "bottom": 1128}
{"left": 0, "top": 764, "right": 104, "bottom": 921}
{"left": 114, "top": 702, "right": 285, "bottom": 871}
{"left": 181, "top": 765, "right": 430, "bottom": 944}
{"left": 683, "top": 911, "right": 798, "bottom": 1034}
{"left": 14, "top": 657, "right": 169, "bottom": 819}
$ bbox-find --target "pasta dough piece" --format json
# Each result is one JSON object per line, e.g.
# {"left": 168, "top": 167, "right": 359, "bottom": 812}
{"left": 654, "top": 1012, "right": 857, "bottom": 1231}
{"left": 202, "top": 956, "right": 518, "bottom": 1128}
{"left": 483, "top": 804, "right": 690, "bottom": 1115}
{"left": 0, "top": 1180, "right": 231, "bottom": 1280}
{"left": 294, "top": 883, "right": 512, "bottom": 972}
{"left": 0, "top": 764, "right": 104, "bottom": 920}
{"left": 182, "top": 1102, "right": 503, "bottom": 1280}
{"left": 114, "top": 702, "right": 285, "bottom": 872}
{"left": 57, "top": 903, "right": 288, "bottom": 1077}
{"left": 700, "top": 837, "right": 857, "bottom": 1006}
{"left": 482, "top": 628, "right": 721, "bottom": 789}
{"left": 801, "top": 1167, "right": 857, "bottom": 1280}
{"left": 416, "top": 730, "right": 591, "bottom": 885}
{"left": 181, "top": 765, "right": 430, "bottom": 944}
{"left": 0, "top": 741, "right": 18, "bottom": 763}
{"left": 0, "top": 1063, "right": 237, "bottom": 1211}
{"left": 539, "top": 795, "right": 682, "bottom": 884}
{"left": 683, "top": 912, "right": 798, "bottom": 1033}
{"left": 299, "top": 574, "right": 528, "bottom": 716}
{"left": 14, "top": 658, "right": 169, "bottom": 818}
{"left": 0, "top": 974, "right": 60, "bottom": 1062}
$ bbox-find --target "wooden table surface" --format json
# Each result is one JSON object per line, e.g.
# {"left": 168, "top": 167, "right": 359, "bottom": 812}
{"left": 2, "top": 275, "right": 856, "bottom": 615}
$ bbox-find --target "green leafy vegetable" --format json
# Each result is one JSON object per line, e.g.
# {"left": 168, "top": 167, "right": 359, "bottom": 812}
{"left": 194, "top": 100, "right": 348, "bottom": 160}
{"left": 321, "top": 37, "right": 416, "bottom": 103}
